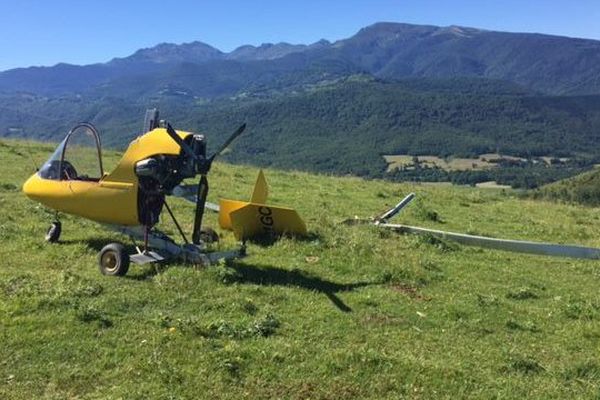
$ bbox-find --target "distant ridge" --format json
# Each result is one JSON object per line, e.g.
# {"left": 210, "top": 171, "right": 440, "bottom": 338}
{"left": 2, "top": 22, "right": 600, "bottom": 95}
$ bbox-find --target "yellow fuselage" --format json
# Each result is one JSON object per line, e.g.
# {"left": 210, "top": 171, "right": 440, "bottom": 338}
{"left": 23, "top": 128, "right": 189, "bottom": 226}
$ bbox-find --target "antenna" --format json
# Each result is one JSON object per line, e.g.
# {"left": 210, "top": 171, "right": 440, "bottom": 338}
{"left": 143, "top": 109, "right": 160, "bottom": 133}
{"left": 24, "top": 144, "right": 40, "bottom": 172}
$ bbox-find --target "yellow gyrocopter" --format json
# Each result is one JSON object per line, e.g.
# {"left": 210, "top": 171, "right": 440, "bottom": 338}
{"left": 23, "top": 110, "right": 306, "bottom": 276}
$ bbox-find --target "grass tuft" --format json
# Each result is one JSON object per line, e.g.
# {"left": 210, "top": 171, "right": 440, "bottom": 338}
{"left": 563, "top": 298, "right": 600, "bottom": 320}
{"left": 507, "top": 358, "right": 545, "bottom": 375}
{"left": 76, "top": 305, "right": 113, "bottom": 328}
{"left": 0, "top": 182, "right": 18, "bottom": 192}
{"left": 506, "top": 287, "right": 539, "bottom": 300}
{"left": 565, "top": 361, "right": 600, "bottom": 382}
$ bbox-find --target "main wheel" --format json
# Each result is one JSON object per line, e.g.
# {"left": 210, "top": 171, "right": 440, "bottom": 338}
{"left": 199, "top": 227, "right": 219, "bottom": 243}
{"left": 98, "top": 243, "right": 130, "bottom": 276}
{"left": 45, "top": 221, "right": 61, "bottom": 243}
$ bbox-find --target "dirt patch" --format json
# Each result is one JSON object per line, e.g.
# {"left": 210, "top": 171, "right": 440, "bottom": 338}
{"left": 475, "top": 181, "right": 512, "bottom": 189}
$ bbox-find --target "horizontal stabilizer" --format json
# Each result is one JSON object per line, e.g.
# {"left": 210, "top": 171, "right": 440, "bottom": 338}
{"left": 229, "top": 203, "right": 307, "bottom": 240}
{"left": 219, "top": 199, "right": 250, "bottom": 229}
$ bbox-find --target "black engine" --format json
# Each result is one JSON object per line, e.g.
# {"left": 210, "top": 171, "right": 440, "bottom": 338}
{"left": 134, "top": 127, "right": 206, "bottom": 226}
{"left": 130, "top": 109, "right": 246, "bottom": 243}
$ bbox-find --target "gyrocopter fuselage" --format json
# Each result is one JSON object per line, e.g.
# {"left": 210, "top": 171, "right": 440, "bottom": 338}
{"left": 23, "top": 110, "right": 247, "bottom": 276}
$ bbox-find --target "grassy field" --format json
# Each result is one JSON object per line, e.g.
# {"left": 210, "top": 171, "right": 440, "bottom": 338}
{"left": 383, "top": 154, "right": 529, "bottom": 172}
{"left": 2, "top": 139, "right": 600, "bottom": 399}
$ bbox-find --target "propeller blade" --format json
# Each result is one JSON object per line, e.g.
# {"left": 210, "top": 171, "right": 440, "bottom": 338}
{"left": 192, "top": 175, "right": 209, "bottom": 245}
{"left": 165, "top": 123, "right": 198, "bottom": 160}
{"left": 210, "top": 123, "right": 246, "bottom": 161}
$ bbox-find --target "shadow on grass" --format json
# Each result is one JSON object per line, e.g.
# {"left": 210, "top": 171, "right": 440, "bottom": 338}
{"left": 125, "top": 264, "right": 169, "bottom": 281}
{"left": 243, "top": 231, "right": 324, "bottom": 248}
{"left": 60, "top": 237, "right": 130, "bottom": 252}
{"left": 227, "top": 261, "right": 374, "bottom": 312}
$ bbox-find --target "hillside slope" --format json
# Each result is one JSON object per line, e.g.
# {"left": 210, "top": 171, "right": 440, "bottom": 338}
{"left": 536, "top": 167, "right": 600, "bottom": 206}
{"left": 2, "top": 77, "right": 598, "bottom": 187}
{"left": 2, "top": 139, "right": 600, "bottom": 398}
{"left": 331, "top": 22, "right": 600, "bottom": 95}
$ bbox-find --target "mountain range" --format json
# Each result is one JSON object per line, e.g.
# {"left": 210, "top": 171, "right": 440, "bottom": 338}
{"left": 2, "top": 21, "right": 600, "bottom": 187}
{"left": 3, "top": 22, "right": 600, "bottom": 96}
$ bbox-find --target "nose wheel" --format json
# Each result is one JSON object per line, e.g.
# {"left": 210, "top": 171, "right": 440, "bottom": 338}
{"left": 98, "top": 243, "right": 130, "bottom": 276}
{"left": 45, "top": 221, "right": 61, "bottom": 243}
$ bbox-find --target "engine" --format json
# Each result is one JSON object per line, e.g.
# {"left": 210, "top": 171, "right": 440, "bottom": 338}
{"left": 134, "top": 133, "right": 206, "bottom": 226}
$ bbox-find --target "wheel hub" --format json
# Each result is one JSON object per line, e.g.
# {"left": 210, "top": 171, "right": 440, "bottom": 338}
{"left": 101, "top": 251, "right": 118, "bottom": 272}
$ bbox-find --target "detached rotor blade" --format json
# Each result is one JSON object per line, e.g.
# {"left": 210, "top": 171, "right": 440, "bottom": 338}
{"left": 171, "top": 184, "right": 220, "bottom": 212}
{"left": 192, "top": 175, "right": 209, "bottom": 245}
{"left": 210, "top": 123, "right": 246, "bottom": 161}
{"left": 172, "top": 184, "right": 196, "bottom": 197}
{"left": 165, "top": 123, "right": 198, "bottom": 160}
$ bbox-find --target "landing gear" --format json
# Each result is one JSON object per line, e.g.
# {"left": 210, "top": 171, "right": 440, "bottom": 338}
{"left": 98, "top": 243, "right": 130, "bottom": 276}
{"left": 45, "top": 221, "right": 61, "bottom": 243}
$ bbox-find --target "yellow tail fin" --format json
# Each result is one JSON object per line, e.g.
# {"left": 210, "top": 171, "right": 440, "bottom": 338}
{"left": 218, "top": 169, "right": 269, "bottom": 229}
{"left": 217, "top": 169, "right": 307, "bottom": 240}
{"left": 250, "top": 169, "right": 268, "bottom": 204}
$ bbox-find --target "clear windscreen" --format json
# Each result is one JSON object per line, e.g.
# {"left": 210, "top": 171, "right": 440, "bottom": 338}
{"left": 37, "top": 125, "right": 103, "bottom": 181}
{"left": 38, "top": 138, "right": 67, "bottom": 180}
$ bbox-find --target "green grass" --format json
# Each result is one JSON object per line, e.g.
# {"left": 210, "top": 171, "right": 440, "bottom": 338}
{"left": 535, "top": 167, "right": 600, "bottom": 207}
{"left": 2, "top": 138, "right": 600, "bottom": 399}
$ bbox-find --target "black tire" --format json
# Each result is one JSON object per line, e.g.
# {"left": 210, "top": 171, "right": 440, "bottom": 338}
{"left": 45, "top": 222, "right": 61, "bottom": 243}
{"left": 98, "top": 243, "right": 130, "bottom": 276}
{"left": 199, "top": 227, "right": 219, "bottom": 243}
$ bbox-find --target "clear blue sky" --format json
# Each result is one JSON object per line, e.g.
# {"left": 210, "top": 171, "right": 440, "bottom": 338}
{"left": 1, "top": 0, "right": 599, "bottom": 71}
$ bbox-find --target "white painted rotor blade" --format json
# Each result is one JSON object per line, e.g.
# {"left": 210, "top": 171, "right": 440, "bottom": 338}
{"left": 380, "top": 223, "right": 600, "bottom": 260}
{"left": 171, "top": 185, "right": 220, "bottom": 212}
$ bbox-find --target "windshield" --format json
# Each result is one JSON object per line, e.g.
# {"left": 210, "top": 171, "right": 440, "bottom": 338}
{"left": 38, "top": 137, "right": 68, "bottom": 180}
{"left": 37, "top": 123, "right": 103, "bottom": 181}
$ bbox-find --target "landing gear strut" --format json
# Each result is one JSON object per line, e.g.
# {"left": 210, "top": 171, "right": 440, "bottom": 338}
{"left": 45, "top": 221, "right": 61, "bottom": 243}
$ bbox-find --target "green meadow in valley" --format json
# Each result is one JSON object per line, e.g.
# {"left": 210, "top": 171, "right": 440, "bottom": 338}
{"left": 1, "top": 139, "right": 600, "bottom": 399}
